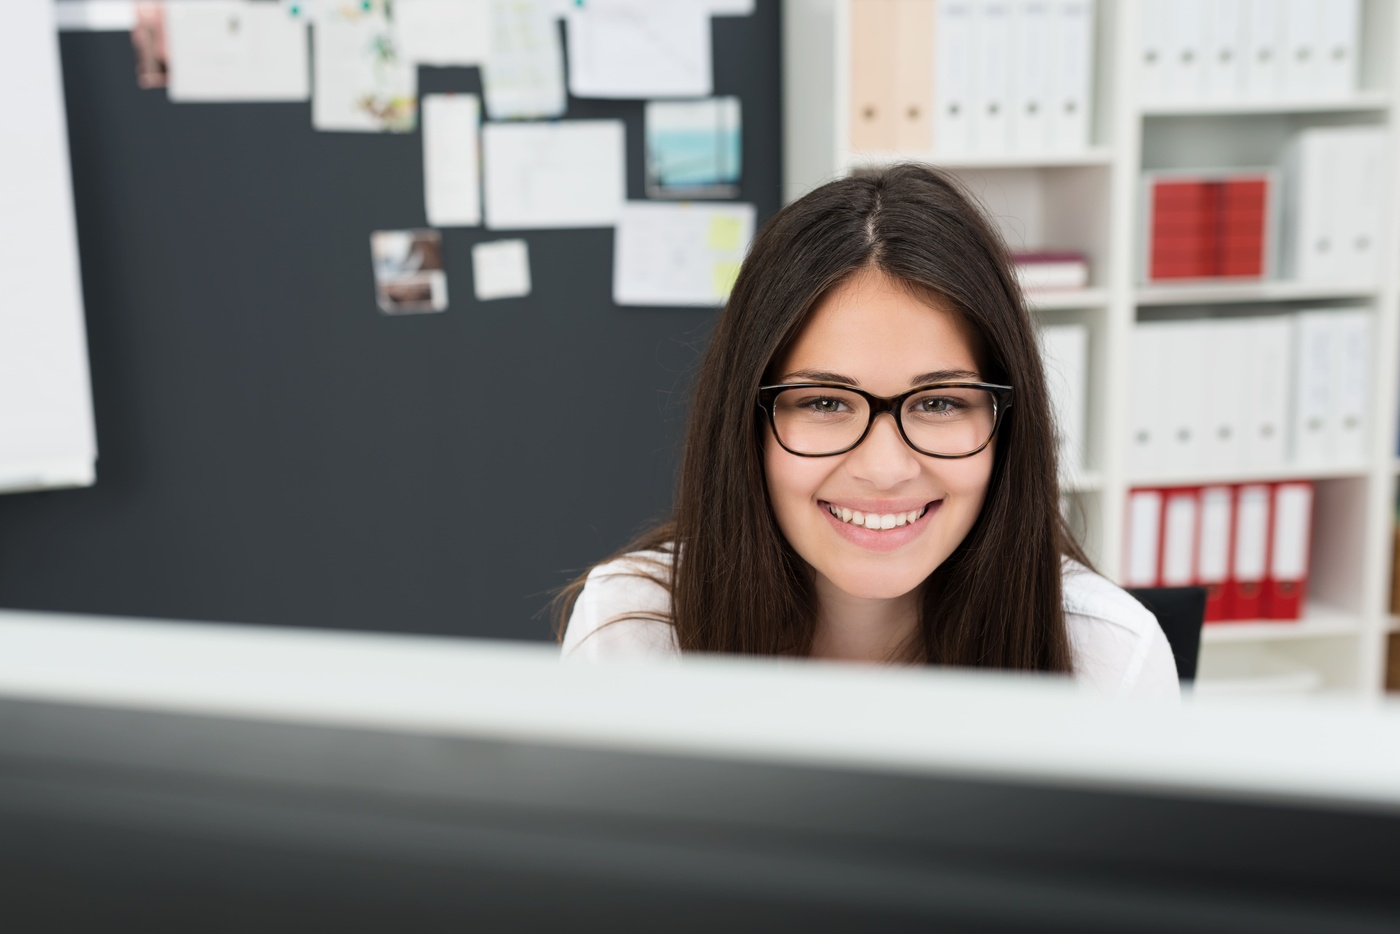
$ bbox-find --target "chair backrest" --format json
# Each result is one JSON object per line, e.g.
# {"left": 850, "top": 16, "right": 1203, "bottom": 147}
{"left": 1125, "top": 586, "right": 1207, "bottom": 683}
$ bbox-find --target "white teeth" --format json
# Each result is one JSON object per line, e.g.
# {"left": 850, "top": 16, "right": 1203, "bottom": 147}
{"left": 827, "top": 504, "right": 928, "bottom": 529}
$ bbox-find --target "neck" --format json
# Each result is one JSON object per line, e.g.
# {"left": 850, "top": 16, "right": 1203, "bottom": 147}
{"left": 809, "top": 579, "right": 920, "bottom": 663}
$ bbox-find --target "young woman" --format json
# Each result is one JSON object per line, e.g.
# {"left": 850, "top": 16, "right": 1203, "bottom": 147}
{"left": 558, "top": 164, "right": 1179, "bottom": 698}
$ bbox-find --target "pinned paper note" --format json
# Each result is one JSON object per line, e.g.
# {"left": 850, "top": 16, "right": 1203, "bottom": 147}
{"left": 646, "top": 97, "right": 741, "bottom": 198}
{"left": 165, "top": 1, "right": 309, "bottom": 102}
{"left": 423, "top": 94, "right": 482, "bottom": 227}
{"left": 313, "top": 0, "right": 416, "bottom": 132}
{"left": 370, "top": 229, "right": 448, "bottom": 314}
{"left": 480, "top": 0, "right": 566, "bottom": 120}
{"left": 472, "top": 240, "right": 532, "bottom": 300}
{"left": 482, "top": 120, "right": 626, "bottom": 230}
{"left": 566, "top": 0, "right": 712, "bottom": 99}
{"left": 395, "top": 0, "right": 491, "bottom": 65}
{"left": 613, "top": 201, "right": 756, "bottom": 306}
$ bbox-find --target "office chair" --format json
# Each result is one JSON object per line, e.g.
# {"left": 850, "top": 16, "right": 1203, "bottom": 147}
{"left": 1125, "top": 586, "right": 1207, "bottom": 683}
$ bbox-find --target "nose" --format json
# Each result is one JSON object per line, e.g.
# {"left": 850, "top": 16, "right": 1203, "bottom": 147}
{"left": 843, "top": 412, "right": 921, "bottom": 488}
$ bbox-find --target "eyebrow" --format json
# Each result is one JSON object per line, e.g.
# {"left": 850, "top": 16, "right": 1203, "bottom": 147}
{"left": 781, "top": 367, "right": 983, "bottom": 386}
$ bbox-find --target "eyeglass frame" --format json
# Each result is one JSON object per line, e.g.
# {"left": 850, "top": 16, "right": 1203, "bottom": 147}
{"left": 756, "top": 381, "right": 1014, "bottom": 459}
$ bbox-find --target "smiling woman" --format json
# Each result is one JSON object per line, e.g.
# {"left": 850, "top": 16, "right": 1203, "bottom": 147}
{"left": 556, "top": 164, "right": 1178, "bottom": 698}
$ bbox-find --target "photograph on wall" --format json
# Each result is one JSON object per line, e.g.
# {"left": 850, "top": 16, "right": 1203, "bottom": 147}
{"left": 645, "top": 97, "right": 741, "bottom": 199}
{"left": 370, "top": 229, "right": 448, "bottom": 315}
{"left": 131, "top": 2, "right": 169, "bottom": 89}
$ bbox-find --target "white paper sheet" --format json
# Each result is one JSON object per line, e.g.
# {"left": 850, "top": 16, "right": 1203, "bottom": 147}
{"left": 395, "top": 0, "right": 492, "bottom": 65}
{"left": 480, "top": 0, "right": 566, "bottom": 120}
{"left": 164, "top": 1, "right": 309, "bottom": 102}
{"left": 472, "top": 240, "right": 532, "bottom": 300}
{"left": 423, "top": 94, "right": 482, "bottom": 227}
{"left": 704, "top": 0, "right": 755, "bottom": 14}
{"left": 312, "top": 0, "right": 417, "bottom": 132}
{"left": 566, "top": 0, "right": 712, "bottom": 99}
{"left": 55, "top": 1, "right": 138, "bottom": 31}
{"left": 613, "top": 201, "right": 755, "bottom": 306}
{"left": 482, "top": 120, "right": 626, "bottom": 230}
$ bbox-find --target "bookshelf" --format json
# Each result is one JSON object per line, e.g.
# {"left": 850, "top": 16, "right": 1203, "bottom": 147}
{"left": 783, "top": 0, "right": 1400, "bottom": 698}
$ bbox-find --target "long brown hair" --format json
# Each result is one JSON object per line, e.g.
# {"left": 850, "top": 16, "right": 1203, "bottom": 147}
{"left": 556, "top": 164, "right": 1086, "bottom": 671}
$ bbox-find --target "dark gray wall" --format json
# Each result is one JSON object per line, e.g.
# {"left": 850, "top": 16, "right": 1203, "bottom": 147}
{"left": 0, "top": 5, "right": 781, "bottom": 640}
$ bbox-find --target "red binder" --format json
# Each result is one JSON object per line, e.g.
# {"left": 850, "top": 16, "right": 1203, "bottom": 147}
{"left": 1160, "top": 487, "right": 1200, "bottom": 587}
{"left": 1196, "top": 485, "right": 1235, "bottom": 622}
{"left": 1123, "top": 488, "right": 1164, "bottom": 587}
{"left": 1263, "top": 481, "right": 1313, "bottom": 620}
{"left": 1226, "top": 483, "right": 1272, "bottom": 621}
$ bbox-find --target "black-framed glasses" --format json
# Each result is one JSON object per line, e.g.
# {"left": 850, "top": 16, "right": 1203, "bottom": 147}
{"left": 757, "top": 382, "right": 1013, "bottom": 458}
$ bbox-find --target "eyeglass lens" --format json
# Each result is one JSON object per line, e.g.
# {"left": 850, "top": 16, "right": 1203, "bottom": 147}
{"left": 770, "top": 386, "right": 998, "bottom": 456}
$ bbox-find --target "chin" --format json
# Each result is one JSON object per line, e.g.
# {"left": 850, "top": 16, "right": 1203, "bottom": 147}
{"left": 822, "top": 566, "right": 929, "bottom": 602}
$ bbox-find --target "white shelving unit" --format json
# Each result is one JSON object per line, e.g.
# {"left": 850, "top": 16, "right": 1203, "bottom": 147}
{"left": 783, "top": 0, "right": 1400, "bottom": 698}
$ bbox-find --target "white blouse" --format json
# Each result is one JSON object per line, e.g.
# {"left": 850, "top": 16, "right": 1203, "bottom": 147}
{"left": 562, "top": 550, "right": 1182, "bottom": 699}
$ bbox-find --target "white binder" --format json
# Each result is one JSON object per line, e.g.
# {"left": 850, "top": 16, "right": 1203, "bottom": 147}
{"left": 1156, "top": 321, "right": 1205, "bottom": 477}
{"left": 1162, "top": 0, "right": 1206, "bottom": 105}
{"left": 971, "top": 0, "right": 1013, "bottom": 153}
{"left": 1040, "top": 323, "right": 1089, "bottom": 479}
{"left": 1201, "top": 0, "right": 1246, "bottom": 102}
{"left": 1200, "top": 319, "right": 1249, "bottom": 474}
{"left": 1046, "top": 0, "right": 1093, "bottom": 151}
{"left": 1282, "top": 129, "right": 1343, "bottom": 281}
{"left": 1330, "top": 309, "right": 1371, "bottom": 466}
{"left": 1333, "top": 128, "right": 1386, "bottom": 284}
{"left": 1239, "top": 316, "right": 1293, "bottom": 473}
{"left": 934, "top": 0, "right": 976, "bottom": 154}
{"left": 1138, "top": 0, "right": 1169, "bottom": 106}
{"left": 1127, "top": 324, "right": 1166, "bottom": 477}
{"left": 1241, "top": 0, "right": 1282, "bottom": 101}
{"left": 1314, "top": 0, "right": 1359, "bottom": 98}
{"left": 1009, "top": 0, "right": 1050, "bottom": 153}
{"left": 1279, "top": 0, "right": 1320, "bottom": 99}
{"left": 1290, "top": 311, "right": 1336, "bottom": 468}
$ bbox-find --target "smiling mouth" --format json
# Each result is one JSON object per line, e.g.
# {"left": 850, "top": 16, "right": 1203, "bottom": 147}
{"left": 823, "top": 502, "right": 931, "bottom": 530}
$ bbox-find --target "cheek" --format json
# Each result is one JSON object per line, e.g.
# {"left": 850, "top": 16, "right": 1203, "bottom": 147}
{"left": 762, "top": 436, "right": 827, "bottom": 526}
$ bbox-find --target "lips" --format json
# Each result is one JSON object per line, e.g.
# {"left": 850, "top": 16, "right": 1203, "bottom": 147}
{"left": 819, "top": 499, "right": 941, "bottom": 552}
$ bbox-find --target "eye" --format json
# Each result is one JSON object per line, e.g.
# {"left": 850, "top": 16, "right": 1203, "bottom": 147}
{"left": 912, "top": 395, "right": 961, "bottom": 415}
{"left": 798, "top": 395, "right": 852, "bottom": 414}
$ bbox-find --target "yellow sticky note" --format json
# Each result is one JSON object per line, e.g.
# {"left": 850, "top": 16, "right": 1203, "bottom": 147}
{"left": 707, "top": 215, "right": 744, "bottom": 252}
{"left": 712, "top": 261, "right": 742, "bottom": 298}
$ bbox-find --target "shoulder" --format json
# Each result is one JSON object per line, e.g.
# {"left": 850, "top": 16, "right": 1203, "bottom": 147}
{"left": 560, "top": 548, "right": 681, "bottom": 661}
{"left": 1061, "top": 558, "right": 1181, "bottom": 700}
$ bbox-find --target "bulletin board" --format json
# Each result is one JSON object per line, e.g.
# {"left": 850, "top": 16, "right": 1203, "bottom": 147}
{"left": 0, "top": 3, "right": 781, "bottom": 641}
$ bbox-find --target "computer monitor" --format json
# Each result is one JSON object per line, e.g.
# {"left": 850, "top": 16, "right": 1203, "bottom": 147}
{"left": 0, "top": 609, "right": 1398, "bottom": 932}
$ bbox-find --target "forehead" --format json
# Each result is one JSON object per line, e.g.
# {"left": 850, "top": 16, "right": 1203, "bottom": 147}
{"left": 775, "top": 268, "right": 982, "bottom": 389}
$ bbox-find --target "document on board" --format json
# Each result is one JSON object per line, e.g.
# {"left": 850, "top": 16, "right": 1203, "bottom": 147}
{"left": 422, "top": 94, "right": 482, "bottom": 227}
{"left": 482, "top": 121, "right": 626, "bottom": 230}
{"left": 480, "top": 0, "right": 566, "bottom": 120}
{"left": 164, "top": 1, "right": 309, "bottom": 103}
{"left": 313, "top": 0, "right": 416, "bottom": 132}
{"left": 566, "top": 0, "right": 712, "bottom": 99}
{"left": 395, "top": 0, "right": 492, "bottom": 66}
{"left": 613, "top": 201, "right": 755, "bottom": 306}
{"left": 472, "top": 240, "right": 532, "bottom": 301}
